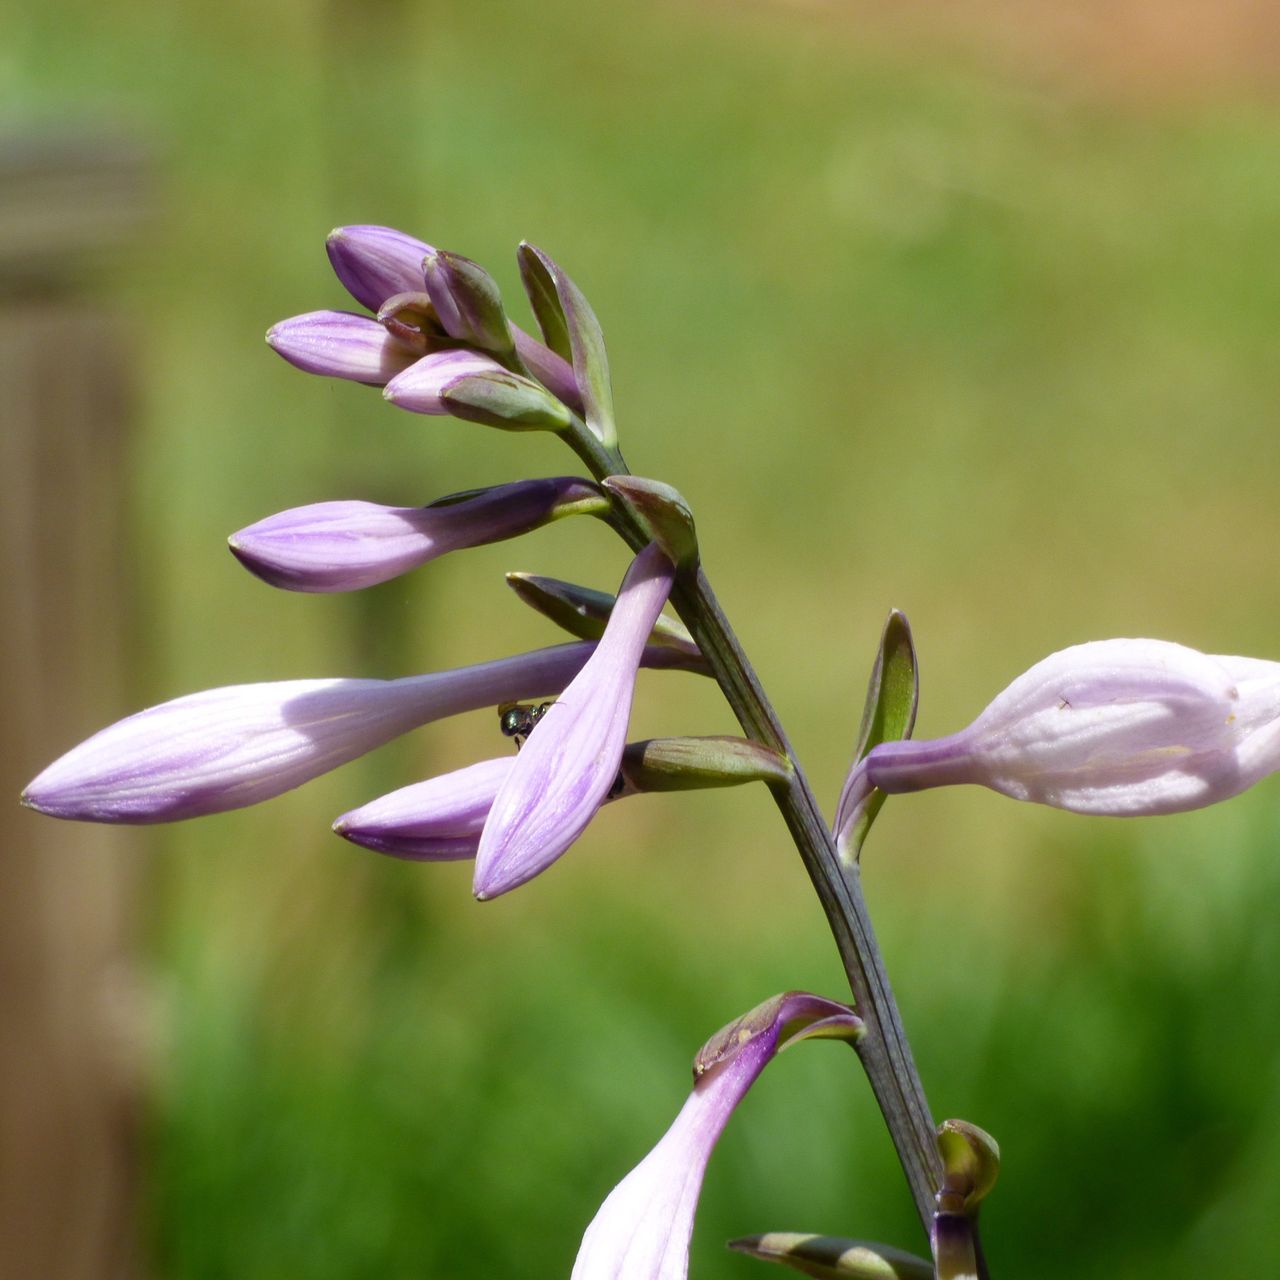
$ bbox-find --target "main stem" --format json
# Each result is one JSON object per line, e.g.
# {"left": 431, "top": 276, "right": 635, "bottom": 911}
{"left": 567, "top": 426, "right": 942, "bottom": 1230}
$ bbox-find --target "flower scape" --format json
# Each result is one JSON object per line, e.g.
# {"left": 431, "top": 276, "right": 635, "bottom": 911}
{"left": 22, "top": 226, "right": 1280, "bottom": 1279}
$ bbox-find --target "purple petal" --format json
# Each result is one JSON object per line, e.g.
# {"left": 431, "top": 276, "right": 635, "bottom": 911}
{"left": 267, "top": 311, "right": 420, "bottom": 385}
{"left": 512, "top": 325, "right": 585, "bottom": 415}
{"left": 383, "top": 350, "right": 509, "bottom": 415}
{"left": 228, "top": 478, "right": 605, "bottom": 593}
{"left": 572, "top": 993, "right": 859, "bottom": 1280}
{"left": 21, "top": 642, "right": 614, "bottom": 825}
{"left": 334, "top": 758, "right": 514, "bottom": 860}
{"left": 326, "top": 225, "right": 434, "bottom": 312}
{"left": 472, "top": 544, "right": 676, "bottom": 898}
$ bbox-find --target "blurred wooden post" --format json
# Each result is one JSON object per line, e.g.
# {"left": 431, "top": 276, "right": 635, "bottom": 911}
{"left": 0, "top": 131, "right": 152, "bottom": 1280}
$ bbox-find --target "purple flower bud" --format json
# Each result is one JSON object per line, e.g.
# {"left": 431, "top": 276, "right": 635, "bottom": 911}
{"left": 325, "top": 225, "right": 434, "bottom": 312}
{"left": 333, "top": 758, "right": 515, "bottom": 860}
{"left": 572, "top": 993, "right": 861, "bottom": 1280}
{"left": 228, "top": 477, "right": 606, "bottom": 593}
{"left": 423, "top": 249, "right": 512, "bottom": 354}
{"left": 380, "top": 350, "right": 511, "bottom": 414}
{"left": 511, "top": 325, "right": 584, "bottom": 416}
{"left": 266, "top": 311, "right": 421, "bottom": 385}
{"left": 21, "top": 643, "right": 620, "bottom": 825}
{"left": 838, "top": 639, "right": 1280, "bottom": 829}
{"left": 384, "top": 351, "right": 573, "bottom": 431}
{"left": 472, "top": 544, "right": 676, "bottom": 898}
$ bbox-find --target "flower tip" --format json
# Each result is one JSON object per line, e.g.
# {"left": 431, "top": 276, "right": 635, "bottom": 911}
{"left": 325, "top": 226, "right": 346, "bottom": 245}
{"left": 264, "top": 324, "right": 281, "bottom": 349}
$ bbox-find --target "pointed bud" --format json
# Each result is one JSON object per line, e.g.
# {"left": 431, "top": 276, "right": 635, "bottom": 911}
{"left": 384, "top": 353, "right": 572, "bottom": 429}
{"left": 333, "top": 758, "right": 514, "bottom": 860}
{"left": 382, "top": 350, "right": 509, "bottom": 414}
{"left": 727, "top": 1233, "right": 933, "bottom": 1280}
{"left": 21, "top": 642, "right": 631, "bottom": 825}
{"left": 511, "top": 325, "right": 584, "bottom": 415}
{"left": 617, "top": 736, "right": 790, "bottom": 795}
{"left": 442, "top": 369, "right": 573, "bottom": 432}
{"left": 505, "top": 571, "right": 705, "bottom": 671}
{"left": 229, "top": 478, "right": 606, "bottom": 593}
{"left": 326, "top": 225, "right": 433, "bottom": 312}
{"left": 834, "top": 610, "right": 919, "bottom": 861}
{"left": 572, "top": 993, "right": 861, "bottom": 1280}
{"left": 852, "top": 639, "right": 1280, "bottom": 817}
{"left": 602, "top": 476, "right": 698, "bottom": 570}
{"left": 516, "top": 242, "right": 616, "bottom": 446}
{"left": 423, "top": 249, "right": 513, "bottom": 354}
{"left": 266, "top": 311, "right": 422, "bottom": 385}
{"left": 474, "top": 545, "right": 675, "bottom": 897}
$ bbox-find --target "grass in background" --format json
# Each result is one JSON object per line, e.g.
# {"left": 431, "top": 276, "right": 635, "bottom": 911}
{"left": 8, "top": 1, "right": 1280, "bottom": 1275}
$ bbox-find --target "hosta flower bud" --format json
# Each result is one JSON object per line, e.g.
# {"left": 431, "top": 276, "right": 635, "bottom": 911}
{"left": 334, "top": 758, "right": 515, "bottom": 860}
{"left": 228, "top": 477, "right": 606, "bottom": 593}
{"left": 473, "top": 544, "right": 675, "bottom": 898}
{"left": 384, "top": 351, "right": 572, "bottom": 430}
{"left": 336, "top": 737, "right": 785, "bottom": 863}
{"left": 841, "top": 639, "right": 1280, "bottom": 826}
{"left": 573, "top": 993, "right": 862, "bottom": 1280}
{"left": 423, "top": 248, "right": 513, "bottom": 354}
{"left": 21, "top": 643, "right": 676, "bottom": 825}
{"left": 326, "top": 224, "right": 433, "bottom": 312}
{"left": 266, "top": 311, "right": 422, "bottom": 384}
{"left": 511, "top": 325, "right": 583, "bottom": 415}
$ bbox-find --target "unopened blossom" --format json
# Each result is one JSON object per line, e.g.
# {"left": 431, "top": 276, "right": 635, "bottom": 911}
{"left": 835, "top": 639, "right": 1280, "bottom": 839}
{"left": 265, "top": 311, "right": 423, "bottom": 384}
{"left": 473, "top": 543, "right": 675, "bottom": 898}
{"left": 228, "top": 477, "right": 605, "bottom": 593}
{"left": 334, "top": 758, "right": 515, "bottom": 861}
{"left": 383, "top": 350, "right": 571, "bottom": 429}
{"left": 21, "top": 643, "right": 647, "bottom": 825}
{"left": 326, "top": 224, "right": 435, "bottom": 312}
{"left": 572, "top": 992, "right": 862, "bottom": 1280}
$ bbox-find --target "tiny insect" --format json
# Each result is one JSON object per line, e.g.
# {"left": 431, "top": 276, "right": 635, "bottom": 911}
{"left": 497, "top": 700, "right": 555, "bottom": 750}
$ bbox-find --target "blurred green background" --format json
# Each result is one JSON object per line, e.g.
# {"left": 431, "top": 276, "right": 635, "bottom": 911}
{"left": 7, "top": 1, "right": 1280, "bottom": 1276}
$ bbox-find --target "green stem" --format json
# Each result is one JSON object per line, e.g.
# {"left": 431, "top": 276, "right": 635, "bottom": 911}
{"left": 562, "top": 421, "right": 943, "bottom": 1230}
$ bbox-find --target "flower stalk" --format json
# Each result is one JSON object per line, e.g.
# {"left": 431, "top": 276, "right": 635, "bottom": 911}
{"left": 555, "top": 409, "right": 943, "bottom": 1229}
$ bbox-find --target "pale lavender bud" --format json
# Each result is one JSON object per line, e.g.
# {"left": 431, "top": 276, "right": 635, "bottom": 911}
{"left": 385, "top": 350, "right": 573, "bottom": 431}
{"left": 334, "top": 737, "right": 779, "bottom": 862}
{"left": 325, "top": 224, "right": 434, "bottom": 312}
{"left": 472, "top": 544, "right": 676, "bottom": 898}
{"left": 511, "top": 325, "right": 584, "bottom": 415}
{"left": 380, "top": 349, "right": 510, "bottom": 414}
{"left": 21, "top": 643, "right": 621, "bottom": 825}
{"left": 572, "top": 993, "right": 862, "bottom": 1280}
{"left": 839, "top": 639, "right": 1280, "bottom": 828}
{"left": 266, "top": 311, "right": 421, "bottom": 385}
{"left": 333, "top": 758, "right": 514, "bottom": 860}
{"left": 228, "top": 477, "right": 606, "bottom": 593}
